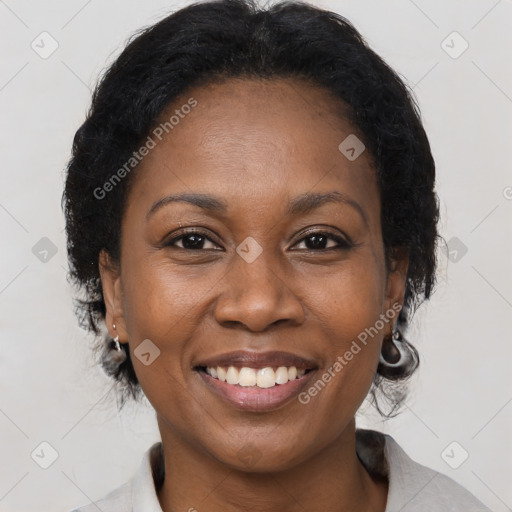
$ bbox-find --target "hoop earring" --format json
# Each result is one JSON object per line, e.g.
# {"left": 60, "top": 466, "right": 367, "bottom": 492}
{"left": 379, "top": 327, "right": 407, "bottom": 368}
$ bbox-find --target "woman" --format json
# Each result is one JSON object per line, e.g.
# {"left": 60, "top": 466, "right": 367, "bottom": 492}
{"left": 63, "top": 0, "right": 491, "bottom": 510}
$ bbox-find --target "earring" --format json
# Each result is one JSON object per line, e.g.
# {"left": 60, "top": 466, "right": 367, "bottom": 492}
{"left": 379, "top": 326, "right": 407, "bottom": 368}
{"left": 110, "top": 323, "right": 127, "bottom": 364}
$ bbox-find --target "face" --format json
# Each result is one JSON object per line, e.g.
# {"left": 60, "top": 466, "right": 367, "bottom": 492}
{"left": 100, "top": 77, "right": 408, "bottom": 471}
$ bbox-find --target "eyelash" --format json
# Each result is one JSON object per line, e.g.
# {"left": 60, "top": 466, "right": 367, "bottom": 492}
{"left": 164, "top": 229, "right": 353, "bottom": 252}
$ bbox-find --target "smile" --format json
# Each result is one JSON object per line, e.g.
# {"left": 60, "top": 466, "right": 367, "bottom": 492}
{"left": 203, "top": 365, "right": 307, "bottom": 388}
{"left": 195, "top": 366, "right": 317, "bottom": 412}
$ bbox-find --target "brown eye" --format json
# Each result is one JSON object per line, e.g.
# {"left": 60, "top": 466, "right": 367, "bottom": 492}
{"left": 292, "top": 231, "right": 352, "bottom": 251}
{"left": 165, "top": 231, "right": 221, "bottom": 250}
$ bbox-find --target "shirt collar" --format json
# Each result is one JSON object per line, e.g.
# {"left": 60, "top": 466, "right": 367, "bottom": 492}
{"left": 132, "top": 442, "right": 165, "bottom": 512}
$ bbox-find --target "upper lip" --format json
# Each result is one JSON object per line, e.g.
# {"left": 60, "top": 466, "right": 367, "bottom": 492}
{"left": 194, "top": 350, "right": 318, "bottom": 370}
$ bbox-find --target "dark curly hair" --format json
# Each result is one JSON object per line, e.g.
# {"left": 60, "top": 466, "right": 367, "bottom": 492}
{"left": 62, "top": 0, "right": 439, "bottom": 415}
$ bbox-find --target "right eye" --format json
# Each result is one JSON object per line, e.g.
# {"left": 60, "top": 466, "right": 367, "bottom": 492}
{"left": 164, "top": 230, "right": 222, "bottom": 251}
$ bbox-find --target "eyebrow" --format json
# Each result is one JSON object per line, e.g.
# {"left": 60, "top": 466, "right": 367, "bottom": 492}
{"left": 146, "top": 191, "right": 367, "bottom": 225}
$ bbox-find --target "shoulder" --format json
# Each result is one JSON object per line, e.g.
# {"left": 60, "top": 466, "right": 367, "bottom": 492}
{"left": 67, "top": 481, "right": 132, "bottom": 512}
{"left": 381, "top": 431, "right": 491, "bottom": 511}
{"left": 67, "top": 441, "right": 163, "bottom": 512}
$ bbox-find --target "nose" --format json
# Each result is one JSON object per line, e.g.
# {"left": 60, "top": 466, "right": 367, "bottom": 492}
{"left": 213, "top": 248, "right": 305, "bottom": 332}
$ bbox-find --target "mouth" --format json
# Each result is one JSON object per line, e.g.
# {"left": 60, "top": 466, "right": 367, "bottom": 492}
{"left": 193, "top": 351, "right": 318, "bottom": 412}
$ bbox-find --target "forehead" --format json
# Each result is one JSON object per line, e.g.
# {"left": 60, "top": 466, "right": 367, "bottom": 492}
{"left": 126, "top": 77, "right": 378, "bottom": 220}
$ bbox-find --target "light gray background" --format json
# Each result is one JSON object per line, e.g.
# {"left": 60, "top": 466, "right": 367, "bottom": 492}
{"left": 1, "top": 0, "right": 511, "bottom": 510}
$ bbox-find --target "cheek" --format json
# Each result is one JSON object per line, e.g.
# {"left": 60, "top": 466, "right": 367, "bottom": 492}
{"left": 301, "top": 256, "right": 386, "bottom": 401}
{"left": 298, "top": 270, "right": 385, "bottom": 430}
{"left": 309, "top": 258, "right": 387, "bottom": 345}
{"left": 119, "top": 263, "right": 203, "bottom": 417}
{"left": 121, "top": 257, "right": 221, "bottom": 339}
{"left": 119, "top": 256, "right": 229, "bottom": 405}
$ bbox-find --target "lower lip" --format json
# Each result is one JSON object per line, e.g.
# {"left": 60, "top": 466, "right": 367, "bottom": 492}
{"left": 196, "top": 369, "right": 317, "bottom": 412}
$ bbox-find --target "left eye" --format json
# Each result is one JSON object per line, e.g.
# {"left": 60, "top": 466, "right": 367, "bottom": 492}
{"left": 292, "top": 232, "right": 351, "bottom": 251}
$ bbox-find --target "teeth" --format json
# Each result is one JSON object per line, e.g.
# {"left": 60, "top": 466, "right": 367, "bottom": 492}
{"left": 275, "top": 366, "right": 289, "bottom": 384}
{"left": 205, "top": 365, "right": 308, "bottom": 388}
{"left": 256, "top": 367, "right": 275, "bottom": 388}
{"left": 217, "top": 366, "right": 226, "bottom": 382}
{"left": 226, "top": 366, "right": 239, "bottom": 385}
{"left": 238, "top": 367, "right": 257, "bottom": 387}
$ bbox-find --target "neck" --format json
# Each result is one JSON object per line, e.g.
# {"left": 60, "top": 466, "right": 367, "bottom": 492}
{"left": 156, "top": 418, "right": 388, "bottom": 512}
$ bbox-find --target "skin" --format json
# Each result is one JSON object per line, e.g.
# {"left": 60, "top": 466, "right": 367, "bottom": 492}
{"left": 99, "top": 77, "right": 409, "bottom": 512}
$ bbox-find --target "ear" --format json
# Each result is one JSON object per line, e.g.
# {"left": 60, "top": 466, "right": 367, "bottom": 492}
{"left": 383, "top": 247, "right": 409, "bottom": 325}
{"left": 99, "top": 249, "right": 128, "bottom": 343}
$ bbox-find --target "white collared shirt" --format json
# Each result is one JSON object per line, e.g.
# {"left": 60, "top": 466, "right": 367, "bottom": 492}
{"left": 69, "top": 429, "right": 491, "bottom": 512}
